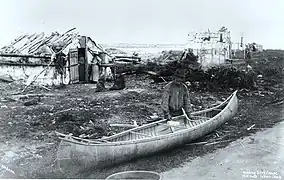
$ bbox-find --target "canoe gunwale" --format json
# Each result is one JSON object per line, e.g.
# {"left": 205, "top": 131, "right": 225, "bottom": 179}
{"left": 56, "top": 90, "right": 238, "bottom": 146}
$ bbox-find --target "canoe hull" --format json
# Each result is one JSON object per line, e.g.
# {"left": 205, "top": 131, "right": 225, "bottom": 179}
{"left": 57, "top": 91, "right": 238, "bottom": 176}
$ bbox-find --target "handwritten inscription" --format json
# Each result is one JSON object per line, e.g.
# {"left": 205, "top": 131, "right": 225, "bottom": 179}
{"left": 242, "top": 170, "right": 282, "bottom": 179}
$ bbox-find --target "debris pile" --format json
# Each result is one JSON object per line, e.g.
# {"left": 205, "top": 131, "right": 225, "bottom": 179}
{"left": 252, "top": 56, "right": 284, "bottom": 85}
{"left": 154, "top": 50, "right": 184, "bottom": 63}
{"left": 113, "top": 50, "right": 201, "bottom": 79}
{"left": 186, "top": 66, "right": 256, "bottom": 91}
{"left": 148, "top": 65, "right": 258, "bottom": 91}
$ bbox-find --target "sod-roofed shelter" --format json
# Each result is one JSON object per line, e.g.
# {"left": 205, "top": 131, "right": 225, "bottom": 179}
{"left": 0, "top": 28, "right": 105, "bottom": 86}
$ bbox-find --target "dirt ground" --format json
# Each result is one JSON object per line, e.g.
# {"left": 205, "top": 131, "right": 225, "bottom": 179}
{"left": 162, "top": 120, "right": 284, "bottom": 180}
{"left": 0, "top": 50, "right": 284, "bottom": 179}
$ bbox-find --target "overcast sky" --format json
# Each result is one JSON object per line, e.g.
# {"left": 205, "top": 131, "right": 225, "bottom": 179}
{"left": 0, "top": 0, "right": 283, "bottom": 49}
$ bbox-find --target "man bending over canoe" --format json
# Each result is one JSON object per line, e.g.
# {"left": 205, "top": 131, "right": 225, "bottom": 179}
{"left": 161, "top": 69, "right": 193, "bottom": 126}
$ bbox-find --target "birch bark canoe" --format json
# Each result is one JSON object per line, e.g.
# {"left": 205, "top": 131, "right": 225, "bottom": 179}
{"left": 56, "top": 90, "right": 238, "bottom": 176}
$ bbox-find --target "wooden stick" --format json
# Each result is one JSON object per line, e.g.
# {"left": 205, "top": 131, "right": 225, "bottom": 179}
{"left": 110, "top": 124, "right": 138, "bottom": 128}
{"left": 160, "top": 76, "right": 167, "bottom": 82}
{"left": 247, "top": 124, "right": 255, "bottom": 131}
{"left": 54, "top": 108, "right": 73, "bottom": 114}
{"left": 204, "top": 139, "right": 232, "bottom": 146}
{"left": 182, "top": 108, "right": 190, "bottom": 120}
{"left": 87, "top": 37, "right": 114, "bottom": 59}
{"left": 22, "top": 59, "right": 53, "bottom": 93}
{"left": 16, "top": 93, "right": 56, "bottom": 98}
{"left": 186, "top": 141, "right": 208, "bottom": 145}
{"left": 39, "top": 85, "right": 51, "bottom": 91}
{"left": 247, "top": 146, "right": 276, "bottom": 155}
{"left": 22, "top": 40, "right": 70, "bottom": 93}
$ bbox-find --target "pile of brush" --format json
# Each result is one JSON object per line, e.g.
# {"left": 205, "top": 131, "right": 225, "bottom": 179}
{"left": 187, "top": 66, "right": 256, "bottom": 91}
{"left": 154, "top": 50, "right": 184, "bottom": 63}
{"left": 151, "top": 65, "right": 257, "bottom": 91}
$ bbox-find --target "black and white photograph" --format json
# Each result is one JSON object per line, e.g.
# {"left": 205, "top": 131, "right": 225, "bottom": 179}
{"left": 0, "top": 0, "right": 284, "bottom": 179}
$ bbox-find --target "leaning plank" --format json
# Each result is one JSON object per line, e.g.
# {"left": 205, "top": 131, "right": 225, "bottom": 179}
{"left": 22, "top": 41, "right": 70, "bottom": 93}
{"left": 22, "top": 59, "right": 53, "bottom": 93}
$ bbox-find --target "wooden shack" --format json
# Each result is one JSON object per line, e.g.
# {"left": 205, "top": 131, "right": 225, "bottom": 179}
{"left": 187, "top": 26, "right": 233, "bottom": 67}
{"left": 0, "top": 29, "right": 104, "bottom": 86}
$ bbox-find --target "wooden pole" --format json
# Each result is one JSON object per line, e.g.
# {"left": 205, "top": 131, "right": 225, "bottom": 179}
{"left": 21, "top": 43, "right": 69, "bottom": 93}
{"left": 21, "top": 59, "right": 53, "bottom": 93}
